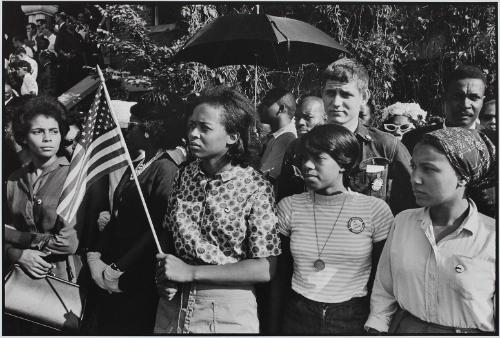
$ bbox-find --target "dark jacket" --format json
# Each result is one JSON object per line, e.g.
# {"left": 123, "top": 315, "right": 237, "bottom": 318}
{"left": 278, "top": 119, "right": 415, "bottom": 214}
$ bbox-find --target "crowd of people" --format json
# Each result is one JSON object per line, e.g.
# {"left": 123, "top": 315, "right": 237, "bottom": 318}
{"left": 2, "top": 16, "right": 497, "bottom": 335}
{"left": 4, "top": 10, "right": 105, "bottom": 99}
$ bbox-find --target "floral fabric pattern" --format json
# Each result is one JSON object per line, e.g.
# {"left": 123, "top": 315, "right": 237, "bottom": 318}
{"left": 164, "top": 160, "right": 281, "bottom": 265}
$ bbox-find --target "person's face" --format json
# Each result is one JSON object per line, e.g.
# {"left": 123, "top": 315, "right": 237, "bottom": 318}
{"left": 444, "top": 78, "right": 486, "bottom": 128}
{"left": 259, "top": 102, "right": 283, "bottom": 125}
{"left": 383, "top": 115, "right": 415, "bottom": 140}
{"left": 480, "top": 104, "right": 496, "bottom": 132}
{"left": 359, "top": 103, "right": 371, "bottom": 124}
{"left": 63, "top": 124, "right": 80, "bottom": 157}
{"left": 12, "top": 39, "right": 22, "bottom": 48}
{"left": 188, "top": 103, "right": 237, "bottom": 162}
{"left": 4, "top": 84, "right": 13, "bottom": 101}
{"left": 295, "top": 100, "right": 326, "bottom": 137}
{"left": 411, "top": 143, "right": 464, "bottom": 208}
{"left": 77, "top": 14, "right": 85, "bottom": 23}
{"left": 125, "top": 115, "right": 147, "bottom": 155}
{"left": 24, "top": 115, "right": 61, "bottom": 161}
{"left": 301, "top": 151, "right": 345, "bottom": 194}
{"left": 15, "top": 67, "right": 27, "bottom": 78}
{"left": 26, "top": 25, "right": 33, "bottom": 35}
{"left": 322, "top": 80, "right": 368, "bottom": 126}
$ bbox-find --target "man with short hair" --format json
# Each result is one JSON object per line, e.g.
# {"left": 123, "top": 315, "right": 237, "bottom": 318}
{"left": 11, "top": 36, "right": 34, "bottom": 58}
{"left": 479, "top": 99, "right": 496, "bottom": 133}
{"left": 402, "top": 65, "right": 495, "bottom": 217}
{"left": 277, "top": 58, "right": 414, "bottom": 214}
{"left": 258, "top": 88, "right": 297, "bottom": 183}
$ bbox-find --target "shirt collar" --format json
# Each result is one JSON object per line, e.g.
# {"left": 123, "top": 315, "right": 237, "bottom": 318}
{"left": 193, "top": 160, "right": 245, "bottom": 183}
{"left": 417, "top": 199, "right": 479, "bottom": 235}
{"left": 272, "top": 121, "right": 297, "bottom": 139}
{"left": 354, "top": 119, "right": 373, "bottom": 142}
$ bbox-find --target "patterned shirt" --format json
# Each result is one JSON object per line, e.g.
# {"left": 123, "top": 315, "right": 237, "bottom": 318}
{"left": 278, "top": 190, "right": 393, "bottom": 303}
{"left": 165, "top": 160, "right": 281, "bottom": 265}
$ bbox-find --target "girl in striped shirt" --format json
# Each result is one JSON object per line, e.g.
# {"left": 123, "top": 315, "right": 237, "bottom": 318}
{"left": 271, "top": 124, "right": 394, "bottom": 334}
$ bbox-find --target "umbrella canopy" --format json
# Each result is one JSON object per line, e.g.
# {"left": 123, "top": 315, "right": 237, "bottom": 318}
{"left": 173, "top": 14, "right": 348, "bottom": 68}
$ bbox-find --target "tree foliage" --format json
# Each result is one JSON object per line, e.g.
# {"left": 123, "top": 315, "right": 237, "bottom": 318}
{"left": 90, "top": 3, "right": 496, "bottom": 123}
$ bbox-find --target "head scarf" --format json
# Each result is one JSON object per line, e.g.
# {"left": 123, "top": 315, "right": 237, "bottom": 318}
{"left": 421, "top": 127, "right": 496, "bottom": 190}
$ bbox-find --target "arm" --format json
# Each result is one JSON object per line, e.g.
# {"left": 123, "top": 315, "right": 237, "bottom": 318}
{"left": 276, "top": 140, "right": 305, "bottom": 202}
{"left": 364, "top": 220, "right": 398, "bottom": 333}
{"left": 156, "top": 254, "right": 276, "bottom": 285}
{"left": 269, "top": 234, "right": 293, "bottom": 334}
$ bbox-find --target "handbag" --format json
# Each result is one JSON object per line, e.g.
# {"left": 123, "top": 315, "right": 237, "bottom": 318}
{"left": 4, "top": 264, "right": 86, "bottom": 332}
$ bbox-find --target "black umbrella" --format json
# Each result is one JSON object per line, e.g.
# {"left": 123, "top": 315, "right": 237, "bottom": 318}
{"left": 173, "top": 13, "right": 348, "bottom": 103}
{"left": 174, "top": 13, "right": 348, "bottom": 68}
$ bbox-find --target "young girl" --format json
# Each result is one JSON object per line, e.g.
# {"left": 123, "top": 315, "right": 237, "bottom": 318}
{"left": 365, "top": 128, "right": 495, "bottom": 333}
{"left": 154, "top": 86, "right": 281, "bottom": 334}
{"left": 273, "top": 124, "right": 394, "bottom": 334}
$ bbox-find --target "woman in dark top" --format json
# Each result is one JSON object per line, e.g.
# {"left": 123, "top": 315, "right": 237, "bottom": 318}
{"left": 86, "top": 91, "right": 188, "bottom": 335}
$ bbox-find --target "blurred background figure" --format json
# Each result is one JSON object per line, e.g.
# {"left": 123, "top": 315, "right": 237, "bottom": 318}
{"left": 295, "top": 96, "right": 326, "bottom": 137}
{"left": 479, "top": 99, "right": 496, "bottom": 133}
{"left": 359, "top": 100, "right": 373, "bottom": 126}
{"left": 380, "top": 102, "right": 427, "bottom": 140}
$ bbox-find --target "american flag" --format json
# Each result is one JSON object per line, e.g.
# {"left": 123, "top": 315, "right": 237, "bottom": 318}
{"left": 57, "top": 82, "right": 128, "bottom": 223}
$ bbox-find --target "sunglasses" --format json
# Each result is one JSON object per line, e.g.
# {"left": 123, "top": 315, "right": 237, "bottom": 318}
{"left": 383, "top": 123, "right": 415, "bottom": 133}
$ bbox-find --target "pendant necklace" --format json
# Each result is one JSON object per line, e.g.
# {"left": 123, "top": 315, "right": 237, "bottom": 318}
{"left": 312, "top": 192, "right": 347, "bottom": 272}
{"left": 130, "top": 150, "right": 164, "bottom": 180}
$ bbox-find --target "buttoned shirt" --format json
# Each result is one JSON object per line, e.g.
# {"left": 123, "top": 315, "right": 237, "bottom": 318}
{"left": 365, "top": 200, "right": 495, "bottom": 332}
{"left": 165, "top": 160, "right": 281, "bottom": 265}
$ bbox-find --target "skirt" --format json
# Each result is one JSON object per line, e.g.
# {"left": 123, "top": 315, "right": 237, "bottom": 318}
{"left": 154, "top": 282, "right": 259, "bottom": 334}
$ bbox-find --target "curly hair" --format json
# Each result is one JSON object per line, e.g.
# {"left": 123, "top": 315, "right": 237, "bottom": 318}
{"left": 12, "top": 95, "right": 69, "bottom": 147}
{"left": 193, "top": 86, "right": 261, "bottom": 168}
{"left": 130, "top": 91, "right": 188, "bottom": 149}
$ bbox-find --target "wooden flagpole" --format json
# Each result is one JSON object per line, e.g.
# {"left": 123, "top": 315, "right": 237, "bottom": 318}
{"left": 96, "top": 65, "right": 164, "bottom": 254}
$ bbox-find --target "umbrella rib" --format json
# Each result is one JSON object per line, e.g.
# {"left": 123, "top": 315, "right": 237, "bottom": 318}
{"left": 267, "top": 18, "right": 289, "bottom": 66}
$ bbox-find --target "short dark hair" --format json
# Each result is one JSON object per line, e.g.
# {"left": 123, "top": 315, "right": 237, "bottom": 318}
{"left": 12, "top": 96, "right": 69, "bottom": 147}
{"left": 38, "top": 38, "right": 50, "bottom": 52}
{"left": 26, "top": 23, "right": 36, "bottom": 30}
{"left": 444, "top": 65, "right": 487, "bottom": 90}
{"left": 12, "top": 35, "right": 25, "bottom": 43}
{"left": 300, "top": 124, "right": 360, "bottom": 174}
{"left": 260, "top": 87, "right": 296, "bottom": 118}
{"left": 13, "top": 47, "right": 27, "bottom": 56}
{"left": 36, "top": 19, "right": 47, "bottom": 26}
{"left": 322, "top": 58, "right": 369, "bottom": 93}
{"left": 130, "top": 91, "right": 188, "bottom": 149}
{"left": 193, "top": 86, "right": 260, "bottom": 167}
{"left": 9, "top": 60, "right": 31, "bottom": 73}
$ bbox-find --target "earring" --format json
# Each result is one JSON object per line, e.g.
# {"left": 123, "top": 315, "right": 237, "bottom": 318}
{"left": 144, "top": 132, "right": 149, "bottom": 139}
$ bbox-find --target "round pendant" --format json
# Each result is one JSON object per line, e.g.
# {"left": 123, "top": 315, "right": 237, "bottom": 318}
{"left": 313, "top": 259, "right": 325, "bottom": 271}
{"left": 371, "top": 177, "right": 383, "bottom": 191}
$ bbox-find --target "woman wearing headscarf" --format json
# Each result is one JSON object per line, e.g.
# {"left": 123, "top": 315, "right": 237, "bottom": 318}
{"left": 85, "top": 91, "right": 188, "bottom": 335}
{"left": 365, "top": 127, "right": 495, "bottom": 333}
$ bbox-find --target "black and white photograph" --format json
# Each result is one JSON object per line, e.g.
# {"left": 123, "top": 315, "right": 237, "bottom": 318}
{"left": 2, "top": 1, "right": 497, "bottom": 335}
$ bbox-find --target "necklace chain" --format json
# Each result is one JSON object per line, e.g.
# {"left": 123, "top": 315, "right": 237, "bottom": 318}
{"left": 313, "top": 193, "right": 347, "bottom": 260}
{"left": 130, "top": 150, "right": 164, "bottom": 180}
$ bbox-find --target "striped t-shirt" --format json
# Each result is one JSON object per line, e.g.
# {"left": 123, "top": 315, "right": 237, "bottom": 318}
{"left": 277, "top": 190, "right": 393, "bottom": 303}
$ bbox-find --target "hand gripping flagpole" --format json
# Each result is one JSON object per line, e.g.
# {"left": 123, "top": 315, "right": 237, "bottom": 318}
{"left": 96, "top": 65, "right": 164, "bottom": 255}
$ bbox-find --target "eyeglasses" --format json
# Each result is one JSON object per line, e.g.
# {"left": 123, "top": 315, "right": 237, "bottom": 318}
{"left": 383, "top": 123, "right": 415, "bottom": 133}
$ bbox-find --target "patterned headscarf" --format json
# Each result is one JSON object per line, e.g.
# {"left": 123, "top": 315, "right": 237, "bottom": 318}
{"left": 421, "top": 127, "right": 496, "bottom": 190}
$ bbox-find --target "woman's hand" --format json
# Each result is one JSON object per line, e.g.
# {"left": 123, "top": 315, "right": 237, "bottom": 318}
{"left": 17, "top": 249, "right": 53, "bottom": 278}
{"left": 156, "top": 253, "right": 195, "bottom": 284}
{"left": 97, "top": 211, "right": 111, "bottom": 231}
{"left": 87, "top": 252, "right": 108, "bottom": 290}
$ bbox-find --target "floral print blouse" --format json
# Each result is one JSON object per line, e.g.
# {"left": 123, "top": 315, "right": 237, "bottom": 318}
{"left": 164, "top": 160, "right": 281, "bottom": 265}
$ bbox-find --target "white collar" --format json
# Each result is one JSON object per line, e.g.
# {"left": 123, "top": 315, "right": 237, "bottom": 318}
{"left": 272, "top": 121, "right": 297, "bottom": 139}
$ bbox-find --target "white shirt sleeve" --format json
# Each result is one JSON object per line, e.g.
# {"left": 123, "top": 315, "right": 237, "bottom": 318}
{"left": 365, "top": 218, "right": 398, "bottom": 332}
{"left": 276, "top": 196, "right": 293, "bottom": 237}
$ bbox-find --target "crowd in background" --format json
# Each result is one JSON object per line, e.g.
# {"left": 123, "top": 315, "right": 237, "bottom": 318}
{"left": 2, "top": 9, "right": 498, "bottom": 337}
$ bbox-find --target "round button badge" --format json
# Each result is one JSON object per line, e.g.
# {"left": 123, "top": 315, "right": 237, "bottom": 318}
{"left": 455, "top": 264, "right": 465, "bottom": 273}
